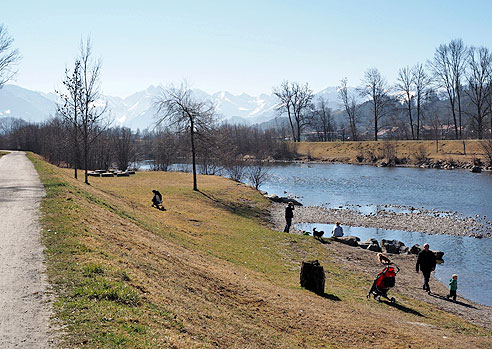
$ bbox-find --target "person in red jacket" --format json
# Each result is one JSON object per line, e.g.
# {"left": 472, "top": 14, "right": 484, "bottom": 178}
{"left": 416, "top": 243, "right": 436, "bottom": 294}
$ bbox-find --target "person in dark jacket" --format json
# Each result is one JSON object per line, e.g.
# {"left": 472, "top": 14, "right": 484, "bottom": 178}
{"left": 151, "top": 189, "right": 164, "bottom": 210}
{"left": 283, "top": 202, "right": 294, "bottom": 233}
{"left": 416, "top": 243, "right": 436, "bottom": 293}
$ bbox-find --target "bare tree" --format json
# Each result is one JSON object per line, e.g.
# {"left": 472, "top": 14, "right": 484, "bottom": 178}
{"left": 154, "top": 83, "right": 215, "bottom": 191}
{"left": 111, "top": 127, "right": 134, "bottom": 170}
{"left": 0, "top": 24, "right": 21, "bottom": 88}
{"left": 151, "top": 128, "right": 177, "bottom": 171}
{"left": 429, "top": 39, "right": 467, "bottom": 148}
{"left": 291, "top": 82, "right": 314, "bottom": 141}
{"left": 396, "top": 66, "right": 415, "bottom": 139}
{"left": 273, "top": 81, "right": 313, "bottom": 142}
{"left": 273, "top": 81, "right": 295, "bottom": 141}
{"left": 358, "top": 68, "right": 391, "bottom": 141}
{"left": 338, "top": 78, "right": 359, "bottom": 140}
{"left": 310, "top": 97, "right": 334, "bottom": 141}
{"left": 56, "top": 60, "right": 82, "bottom": 179}
{"left": 247, "top": 162, "right": 270, "bottom": 190}
{"left": 465, "top": 46, "right": 492, "bottom": 139}
{"left": 78, "top": 38, "right": 111, "bottom": 184}
{"left": 449, "top": 39, "right": 467, "bottom": 143}
{"left": 412, "top": 63, "right": 431, "bottom": 140}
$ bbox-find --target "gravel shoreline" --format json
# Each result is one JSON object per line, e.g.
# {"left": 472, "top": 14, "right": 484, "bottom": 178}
{"left": 269, "top": 202, "right": 492, "bottom": 238}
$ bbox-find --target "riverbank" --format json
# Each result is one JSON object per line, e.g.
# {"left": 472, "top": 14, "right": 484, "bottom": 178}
{"left": 269, "top": 203, "right": 492, "bottom": 330}
{"left": 293, "top": 140, "right": 492, "bottom": 171}
{"left": 269, "top": 203, "right": 491, "bottom": 238}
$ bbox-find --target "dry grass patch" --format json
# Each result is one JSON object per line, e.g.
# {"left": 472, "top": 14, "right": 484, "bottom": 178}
{"left": 296, "top": 140, "right": 488, "bottom": 164}
{"left": 28, "top": 154, "right": 492, "bottom": 348}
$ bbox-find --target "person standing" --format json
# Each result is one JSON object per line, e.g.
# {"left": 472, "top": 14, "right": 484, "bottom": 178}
{"left": 447, "top": 274, "right": 458, "bottom": 302}
{"left": 416, "top": 243, "right": 436, "bottom": 294}
{"left": 331, "top": 222, "right": 343, "bottom": 237}
{"left": 283, "top": 202, "right": 294, "bottom": 233}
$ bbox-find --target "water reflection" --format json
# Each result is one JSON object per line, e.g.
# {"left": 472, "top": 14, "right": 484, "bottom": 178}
{"left": 297, "top": 222, "right": 492, "bottom": 306}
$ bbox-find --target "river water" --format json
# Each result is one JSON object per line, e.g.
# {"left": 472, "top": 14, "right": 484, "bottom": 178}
{"left": 260, "top": 163, "right": 492, "bottom": 306}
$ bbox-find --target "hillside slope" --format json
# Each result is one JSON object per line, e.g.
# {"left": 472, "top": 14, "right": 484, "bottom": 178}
{"left": 29, "top": 155, "right": 491, "bottom": 348}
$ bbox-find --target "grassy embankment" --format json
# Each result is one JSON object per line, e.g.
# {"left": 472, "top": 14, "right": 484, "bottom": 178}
{"left": 0, "top": 151, "right": 9, "bottom": 158}
{"left": 28, "top": 153, "right": 492, "bottom": 348}
{"left": 295, "top": 139, "right": 488, "bottom": 166}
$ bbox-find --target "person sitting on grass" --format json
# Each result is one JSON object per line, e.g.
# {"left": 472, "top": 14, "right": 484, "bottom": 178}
{"left": 331, "top": 222, "right": 343, "bottom": 237}
{"left": 151, "top": 189, "right": 165, "bottom": 210}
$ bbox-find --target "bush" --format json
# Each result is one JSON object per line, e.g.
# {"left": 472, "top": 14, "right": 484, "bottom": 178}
{"left": 413, "top": 145, "right": 429, "bottom": 164}
{"left": 480, "top": 139, "right": 492, "bottom": 166}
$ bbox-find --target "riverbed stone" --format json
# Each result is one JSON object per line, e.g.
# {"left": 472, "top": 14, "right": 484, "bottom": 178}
{"left": 359, "top": 238, "right": 381, "bottom": 252}
{"left": 409, "top": 244, "right": 423, "bottom": 255}
{"left": 433, "top": 250, "right": 444, "bottom": 260}
{"left": 334, "top": 236, "right": 359, "bottom": 247}
{"left": 265, "top": 194, "right": 303, "bottom": 206}
{"left": 381, "top": 239, "right": 406, "bottom": 254}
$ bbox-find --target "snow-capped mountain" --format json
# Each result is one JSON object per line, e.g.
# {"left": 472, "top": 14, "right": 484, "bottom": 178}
{"left": 0, "top": 85, "right": 58, "bottom": 123}
{"left": 0, "top": 84, "right": 357, "bottom": 130}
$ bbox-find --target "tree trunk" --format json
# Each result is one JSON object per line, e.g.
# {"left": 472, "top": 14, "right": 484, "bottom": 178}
{"left": 190, "top": 122, "right": 197, "bottom": 191}
{"left": 300, "top": 260, "right": 325, "bottom": 295}
{"left": 287, "top": 109, "right": 296, "bottom": 142}
{"left": 408, "top": 100, "right": 414, "bottom": 140}
{"left": 84, "top": 128, "right": 89, "bottom": 185}
{"left": 374, "top": 106, "right": 378, "bottom": 141}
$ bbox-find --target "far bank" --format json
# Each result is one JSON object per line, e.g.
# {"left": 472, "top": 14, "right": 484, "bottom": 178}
{"left": 292, "top": 139, "right": 492, "bottom": 170}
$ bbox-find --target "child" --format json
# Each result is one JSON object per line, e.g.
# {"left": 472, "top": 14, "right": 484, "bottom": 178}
{"left": 447, "top": 274, "right": 458, "bottom": 302}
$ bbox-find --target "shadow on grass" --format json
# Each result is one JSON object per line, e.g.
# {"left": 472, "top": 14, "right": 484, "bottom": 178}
{"left": 316, "top": 238, "right": 331, "bottom": 244}
{"left": 383, "top": 300, "right": 424, "bottom": 317}
{"left": 321, "top": 293, "right": 341, "bottom": 301}
{"left": 197, "top": 189, "right": 265, "bottom": 220}
{"left": 429, "top": 292, "right": 477, "bottom": 309}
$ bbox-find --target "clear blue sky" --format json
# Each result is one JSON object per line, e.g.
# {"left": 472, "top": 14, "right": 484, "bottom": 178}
{"left": 3, "top": 0, "right": 492, "bottom": 97}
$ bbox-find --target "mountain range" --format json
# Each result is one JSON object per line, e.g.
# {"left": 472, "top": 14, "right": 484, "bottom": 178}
{"left": 0, "top": 84, "right": 356, "bottom": 130}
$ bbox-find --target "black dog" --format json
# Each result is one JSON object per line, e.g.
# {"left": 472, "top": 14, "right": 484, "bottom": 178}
{"left": 313, "top": 227, "right": 324, "bottom": 239}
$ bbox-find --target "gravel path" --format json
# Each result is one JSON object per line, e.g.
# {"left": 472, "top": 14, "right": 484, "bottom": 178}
{"left": 0, "top": 151, "right": 53, "bottom": 348}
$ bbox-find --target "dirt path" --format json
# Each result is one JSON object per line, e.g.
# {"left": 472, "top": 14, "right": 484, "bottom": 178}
{"left": 0, "top": 151, "right": 53, "bottom": 348}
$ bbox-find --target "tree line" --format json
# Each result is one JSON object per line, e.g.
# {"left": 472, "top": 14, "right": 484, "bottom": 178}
{"left": 273, "top": 38, "right": 492, "bottom": 144}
